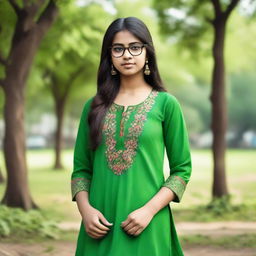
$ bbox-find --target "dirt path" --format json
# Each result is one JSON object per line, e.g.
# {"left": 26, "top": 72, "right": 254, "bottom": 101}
{"left": 0, "top": 242, "right": 75, "bottom": 256}
{"left": 184, "top": 246, "right": 256, "bottom": 256}
{"left": 1, "top": 221, "right": 255, "bottom": 256}
{"left": 177, "top": 221, "right": 256, "bottom": 236}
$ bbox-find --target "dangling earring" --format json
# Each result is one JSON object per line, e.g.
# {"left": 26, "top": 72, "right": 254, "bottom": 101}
{"left": 144, "top": 59, "right": 150, "bottom": 75}
{"left": 111, "top": 64, "right": 117, "bottom": 75}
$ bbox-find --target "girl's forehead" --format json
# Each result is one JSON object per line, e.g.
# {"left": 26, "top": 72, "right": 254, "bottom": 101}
{"left": 112, "top": 30, "right": 141, "bottom": 44}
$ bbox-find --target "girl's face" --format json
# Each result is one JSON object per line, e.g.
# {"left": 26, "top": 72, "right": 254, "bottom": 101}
{"left": 110, "top": 30, "right": 147, "bottom": 77}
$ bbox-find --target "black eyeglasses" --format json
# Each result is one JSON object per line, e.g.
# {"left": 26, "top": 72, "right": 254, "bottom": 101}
{"left": 110, "top": 42, "right": 148, "bottom": 58}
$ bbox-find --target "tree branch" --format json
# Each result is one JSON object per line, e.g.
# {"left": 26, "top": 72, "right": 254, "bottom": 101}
{"left": 22, "top": 0, "right": 29, "bottom": 7}
{"left": 224, "top": 0, "right": 240, "bottom": 18}
{"left": 49, "top": 74, "right": 59, "bottom": 100}
{"left": 0, "top": 53, "right": 7, "bottom": 66}
{"left": 63, "top": 66, "right": 85, "bottom": 99}
{"left": 0, "top": 79, "right": 4, "bottom": 87}
{"left": 24, "top": 0, "right": 46, "bottom": 17}
{"left": 210, "top": 0, "right": 222, "bottom": 17}
{"left": 205, "top": 15, "right": 214, "bottom": 25}
{"left": 43, "top": 68, "right": 59, "bottom": 99}
{"left": 8, "top": 0, "right": 21, "bottom": 15}
{"left": 37, "top": 0, "right": 58, "bottom": 28}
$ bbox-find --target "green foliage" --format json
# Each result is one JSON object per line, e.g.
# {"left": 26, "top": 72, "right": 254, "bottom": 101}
{"left": 23, "top": 1, "right": 113, "bottom": 127}
{"left": 0, "top": 205, "right": 60, "bottom": 239}
{"left": 152, "top": 0, "right": 214, "bottom": 55}
{"left": 173, "top": 81, "right": 211, "bottom": 133}
{"left": 225, "top": 12, "right": 256, "bottom": 72}
{"left": 228, "top": 72, "right": 256, "bottom": 134}
{"left": 152, "top": 0, "right": 256, "bottom": 56}
{"left": 206, "top": 194, "right": 233, "bottom": 215}
{"left": 173, "top": 201, "right": 256, "bottom": 222}
{"left": 0, "top": 0, "right": 16, "bottom": 79}
{"left": 36, "top": 2, "right": 111, "bottom": 75}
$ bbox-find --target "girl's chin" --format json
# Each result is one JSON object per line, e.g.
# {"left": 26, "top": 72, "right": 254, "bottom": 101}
{"left": 118, "top": 68, "right": 143, "bottom": 76}
{"left": 120, "top": 71, "right": 140, "bottom": 76}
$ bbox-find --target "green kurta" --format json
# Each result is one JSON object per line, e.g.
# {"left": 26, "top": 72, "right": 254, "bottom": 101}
{"left": 71, "top": 88, "right": 192, "bottom": 256}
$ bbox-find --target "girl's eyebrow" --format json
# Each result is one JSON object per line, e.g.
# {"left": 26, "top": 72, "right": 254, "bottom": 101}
{"left": 112, "top": 41, "right": 142, "bottom": 46}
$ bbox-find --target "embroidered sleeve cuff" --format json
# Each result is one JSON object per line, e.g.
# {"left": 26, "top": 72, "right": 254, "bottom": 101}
{"left": 162, "top": 175, "right": 187, "bottom": 203}
{"left": 71, "top": 177, "right": 91, "bottom": 201}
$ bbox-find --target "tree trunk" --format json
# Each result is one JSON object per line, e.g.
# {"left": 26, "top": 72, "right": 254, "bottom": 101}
{"left": 210, "top": 17, "right": 229, "bottom": 198}
{"left": 1, "top": 1, "right": 58, "bottom": 209}
{"left": 49, "top": 67, "right": 84, "bottom": 170}
{"left": 2, "top": 83, "right": 37, "bottom": 209}
{"left": 53, "top": 98, "right": 66, "bottom": 169}
{"left": 0, "top": 168, "right": 4, "bottom": 183}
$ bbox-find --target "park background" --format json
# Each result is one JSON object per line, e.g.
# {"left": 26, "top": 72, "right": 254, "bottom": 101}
{"left": 0, "top": 0, "right": 256, "bottom": 255}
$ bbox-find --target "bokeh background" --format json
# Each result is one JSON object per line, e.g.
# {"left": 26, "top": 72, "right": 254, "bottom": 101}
{"left": 0, "top": 0, "right": 255, "bottom": 255}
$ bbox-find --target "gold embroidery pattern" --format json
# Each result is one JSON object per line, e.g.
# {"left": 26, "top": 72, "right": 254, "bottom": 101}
{"left": 71, "top": 177, "right": 91, "bottom": 201}
{"left": 102, "top": 90, "right": 159, "bottom": 175}
{"left": 162, "top": 175, "right": 187, "bottom": 202}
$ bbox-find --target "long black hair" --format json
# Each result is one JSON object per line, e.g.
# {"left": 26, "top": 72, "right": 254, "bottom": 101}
{"left": 88, "top": 16, "right": 167, "bottom": 151}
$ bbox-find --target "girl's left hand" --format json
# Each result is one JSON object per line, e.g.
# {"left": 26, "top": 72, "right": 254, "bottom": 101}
{"left": 121, "top": 206, "right": 155, "bottom": 236}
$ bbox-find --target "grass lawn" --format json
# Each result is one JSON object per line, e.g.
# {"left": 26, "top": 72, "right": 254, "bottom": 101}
{"left": 0, "top": 149, "right": 255, "bottom": 223}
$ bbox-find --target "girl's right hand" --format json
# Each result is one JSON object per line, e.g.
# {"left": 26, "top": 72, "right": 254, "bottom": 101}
{"left": 82, "top": 205, "right": 113, "bottom": 239}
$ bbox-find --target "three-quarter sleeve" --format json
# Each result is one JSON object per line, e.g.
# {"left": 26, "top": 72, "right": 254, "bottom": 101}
{"left": 162, "top": 94, "right": 192, "bottom": 203}
{"left": 71, "top": 97, "right": 94, "bottom": 201}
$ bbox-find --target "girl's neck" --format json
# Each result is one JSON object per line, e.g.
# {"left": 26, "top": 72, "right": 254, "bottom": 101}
{"left": 119, "top": 73, "right": 150, "bottom": 93}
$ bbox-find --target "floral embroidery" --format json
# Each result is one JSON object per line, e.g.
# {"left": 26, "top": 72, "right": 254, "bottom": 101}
{"left": 162, "top": 175, "right": 187, "bottom": 202}
{"left": 71, "top": 177, "right": 91, "bottom": 201}
{"left": 102, "top": 90, "right": 159, "bottom": 175}
{"left": 119, "top": 107, "right": 133, "bottom": 137}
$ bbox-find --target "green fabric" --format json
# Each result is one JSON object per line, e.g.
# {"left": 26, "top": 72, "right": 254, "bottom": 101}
{"left": 71, "top": 89, "right": 192, "bottom": 256}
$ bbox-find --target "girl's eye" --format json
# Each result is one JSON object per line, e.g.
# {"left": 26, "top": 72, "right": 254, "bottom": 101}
{"left": 130, "top": 46, "right": 140, "bottom": 50}
{"left": 113, "top": 47, "right": 124, "bottom": 52}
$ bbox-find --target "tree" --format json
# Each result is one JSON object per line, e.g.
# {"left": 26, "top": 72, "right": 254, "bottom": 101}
{"left": 152, "top": 0, "right": 252, "bottom": 200}
{"left": 208, "top": 0, "right": 240, "bottom": 198}
{"left": 0, "top": 0, "right": 58, "bottom": 209}
{"left": 36, "top": 2, "right": 110, "bottom": 169}
{"left": 44, "top": 63, "right": 86, "bottom": 169}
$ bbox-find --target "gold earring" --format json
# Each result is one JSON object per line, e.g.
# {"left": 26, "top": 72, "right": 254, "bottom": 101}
{"left": 144, "top": 59, "right": 150, "bottom": 75}
{"left": 111, "top": 64, "right": 117, "bottom": 75}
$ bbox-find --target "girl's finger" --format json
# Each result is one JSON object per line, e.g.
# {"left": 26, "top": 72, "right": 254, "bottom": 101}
{"left": 95, "top": 219, "right": 111, "bottom": 231}
{"left": 121, "top": 219, "right": 131, "bottom": 228}
{"left": 91, "top": 227, "right": 108, "bottom": 234}
{"left": 89, "top": 230, "right": 106, "bottom": 238}
{"left": 127, "top": 224, "right": 140, "bottom": 234}
{"left": 89, "top": 233, "right": 98, "bottom": 239}
{"left": 133, "top": 227, "right": 143, "bottom": 236}
{"left": 123, "top": 222, "right": 135, "bottom": 231}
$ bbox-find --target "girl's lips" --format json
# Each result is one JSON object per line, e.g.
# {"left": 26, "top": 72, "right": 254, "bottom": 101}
{"left": 122, "top": 63, "right": 135, "bottom": 67}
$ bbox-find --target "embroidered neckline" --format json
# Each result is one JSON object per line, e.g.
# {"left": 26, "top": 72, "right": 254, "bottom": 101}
{"left": 102, "top": 89, "right": 159, "bottom": 175}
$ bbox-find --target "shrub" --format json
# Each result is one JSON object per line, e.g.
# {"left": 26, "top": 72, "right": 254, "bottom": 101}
{"left": 0, "top": 205, "right": 60, "bottom": 239}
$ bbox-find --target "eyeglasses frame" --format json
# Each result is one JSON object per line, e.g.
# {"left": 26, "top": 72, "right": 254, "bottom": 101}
{"left": 109, "top": 43, "right": 148, "bottom": 58}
